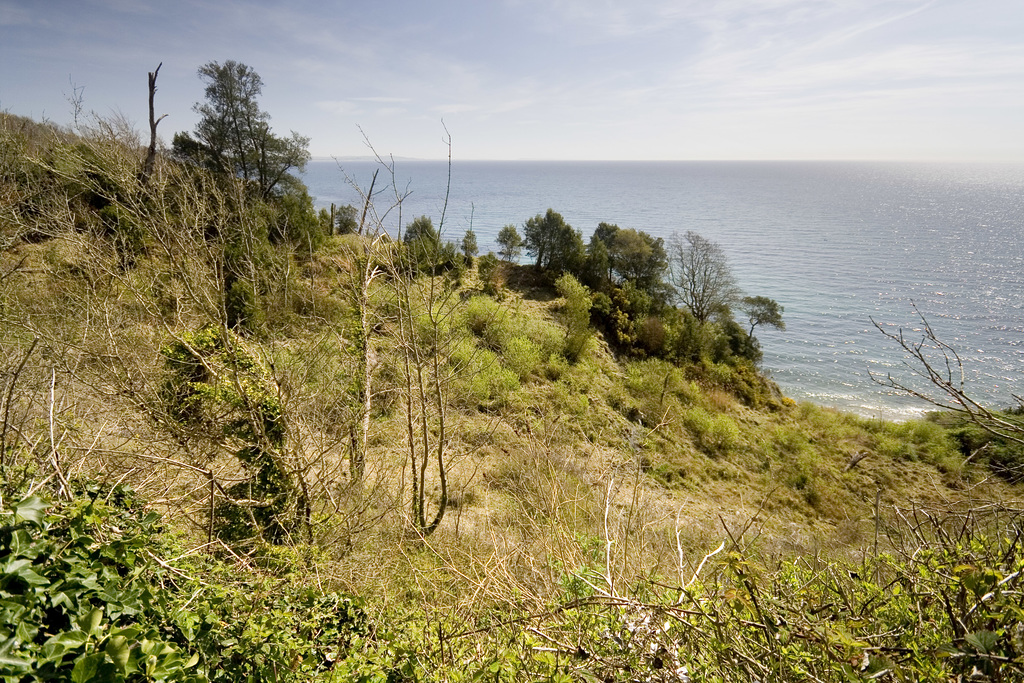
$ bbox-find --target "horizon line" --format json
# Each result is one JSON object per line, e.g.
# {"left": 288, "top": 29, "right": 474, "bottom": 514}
{"left": 313, "top": 156, "right": 1024, "bottom": 164}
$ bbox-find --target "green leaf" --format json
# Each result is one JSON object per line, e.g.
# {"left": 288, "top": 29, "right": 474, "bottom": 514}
{"left": 5, "top": 560, "right": 48, "bottom": 586}
{"left": 41, "top": 630, "right": 88, "bottom": 661}
{"left": 965, "top": 630, "right": 999, "bottom": 654}
{"left": 77, "top": 606, "right": 104, "bottom": 637}
{"left": 12, "top": 496, "right": 48, "bottom": 526}
{"left": 105, "top": 635, "right": 131, "bottom": 674}
{"left": 0, "top": 653, "right": 32, "bottom": 672}
{"left": 71, "top": 652, "right": 104, "bottom": 683}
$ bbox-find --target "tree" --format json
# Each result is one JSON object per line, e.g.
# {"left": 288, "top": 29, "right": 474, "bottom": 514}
{"left": 332, "top": 203, "right": 358, "bottom": 235}
{"left": 582, "top": 236, "right": 611, "bottom": 290}
{"left": 172, "top": 60, "right": 310, "bottom": 198}
{"left": 140, "top": 62, "right": 167, "bottom": 187}
{"left": 592, "top": 221, "right": 620, "bottom": 247}
{"left": 667, "top": 231, "right": 739, "bottom": 324}
{"left": 403, "top": 215, "right": 439, "bottom": 245}
{"left": 461, "top": 227, "right": 478, "bottom": 262}
{"left": 524, "top": 209, "right": 584, "bottom": 275}
{"left": 162, "top": 325, "right": 305, "bottom": 543}
{"left": 403, "top": 214, "right": 439, "bottom": 269}
{"left": 741, "top": 295, "right": 785, "bottom": 337}
{"left": 608, "top": 228, "right": 668, "bottom": 295}
{"left": 403, "top": 215, "right": 461, "bottom": 276}
{"left": 496, "top": 224, "right": 523, "bottom": 262}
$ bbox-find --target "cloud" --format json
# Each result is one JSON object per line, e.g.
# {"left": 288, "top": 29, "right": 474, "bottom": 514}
{"left": 0, "top": 2, "right": 31, "bottom": 26}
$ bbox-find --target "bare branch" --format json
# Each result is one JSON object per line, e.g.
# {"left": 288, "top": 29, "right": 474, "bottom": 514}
{"left": 871, "top": 305, "right": 1024, "bottom": 448}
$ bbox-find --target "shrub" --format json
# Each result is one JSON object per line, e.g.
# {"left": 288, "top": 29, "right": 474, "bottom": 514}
{"left": 476, "top": 252, "right": 505, "bottom": 295}
{"left": 504, "top": 335, "right": 542, "bottom": 381}
{"left": 463, "top": 295, "right": 510, "bottom": 349}
{"left": 0, "top": 487, "right": 368, "bottom": 683}
{"left": 555, "top": 273, "right": 592, "bottom": 363}
{"left": 162, "top": 326, "right": 300, "bottom": 543}
{"left": 684, "top": 406, "right": 740, "bottom": 456}
{"left": 452, "top": 342, "right": 519, "bottom": 407}
{"left": 525, "top": 317, "right": 565, "bottom": 361}
{"left": 938, "top": 412, "right": 1024, "bottom": 481}
{"left": 0, "top": 490, "right": 206, "bottom": 682}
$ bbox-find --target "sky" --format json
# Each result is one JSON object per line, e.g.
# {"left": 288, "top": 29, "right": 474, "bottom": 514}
{"left": 2, "top": 0, "right": 1023, "bottom": 161}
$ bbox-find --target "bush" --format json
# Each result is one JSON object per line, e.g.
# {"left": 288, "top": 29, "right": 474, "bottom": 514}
{"left": 504, "top": 335, "right": 543, "bottom": 381}
{"left": 0, "top": 490, "right": 206, "bottom": 682}
{"left": 556, "top": 273, "right": 592, "bottom": 363}
{"left": 684, "top": 406, "right": 741, "bottom": 456}
{"left": 162, "top": 326, "right": 300, "bottom": 542}
{"left": 623, "top": 359, "right": 698, "bottom": 427}
{"left": 930, "top": 411, "right": 1024, "bottom": 481}
{"left": 0, "top": 487, "right": 368, "bottom": 682}
{"left": 463, "top": 295, "right": 506, "bottom": 344}
{"left": 451, "top": 341, "right": 520, "bottom": 407}
{"left": 476, "top": 252, "right": 505, "bottom": 296}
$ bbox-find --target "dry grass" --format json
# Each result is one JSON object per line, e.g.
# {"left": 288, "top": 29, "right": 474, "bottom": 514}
{"left": 3, "top": 118, "right": 1023, "bottom": 630}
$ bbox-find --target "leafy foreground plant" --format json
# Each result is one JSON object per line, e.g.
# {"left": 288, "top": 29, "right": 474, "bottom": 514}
{"left": 362, "top": 508, "right": 1024, "bottom": 682}
{"left": 0, "top": 486, "right": 367, "bottom": 682}
{"left": 0, "top": 490, "right": 204, "bottom": 681}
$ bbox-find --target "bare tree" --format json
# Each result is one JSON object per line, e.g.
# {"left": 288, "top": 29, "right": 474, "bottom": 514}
{"left": 872, "top": 306, "right": 1024, "bottom": 447}
{"left": 337, "top": 161, "right": 385, "bottom": 480}
{"left": 364, "top": 126, "right": 464, "bottom": 537}
{"left": 141, "top": 62, "right": 167, "bottom": 187}
{"left": 667, "top": 231, "right": 739, "bottom": 323}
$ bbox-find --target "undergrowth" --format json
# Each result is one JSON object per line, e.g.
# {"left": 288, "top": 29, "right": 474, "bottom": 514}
{"left": 5, "top": 486, "right": 1024, "bottom": 682}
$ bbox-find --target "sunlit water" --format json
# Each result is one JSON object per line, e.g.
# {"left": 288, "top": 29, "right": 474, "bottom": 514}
{"left": 301, "top": 160, "right": 1024, "bottom": 420}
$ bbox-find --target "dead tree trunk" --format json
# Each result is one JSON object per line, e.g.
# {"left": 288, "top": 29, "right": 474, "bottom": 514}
{"left": 141, "top": 63, "right": 167, "bottom": 187}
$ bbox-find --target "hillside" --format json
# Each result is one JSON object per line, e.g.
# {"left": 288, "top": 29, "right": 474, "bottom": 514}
{"left": 2, "top": 112, "right": 1024, "bottom": 681}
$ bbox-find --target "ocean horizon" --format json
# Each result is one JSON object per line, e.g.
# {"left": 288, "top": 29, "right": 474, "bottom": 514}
{"left": 301, "top": 160, "right": 1024, "bottom": 420}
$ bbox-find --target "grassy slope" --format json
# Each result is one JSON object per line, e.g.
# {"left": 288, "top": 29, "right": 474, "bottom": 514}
{"left": 1, "top": 108, "right": 1018, "bottom": 588}
{"left": 3, "top": 112, "right": 1024, "bottom": 680}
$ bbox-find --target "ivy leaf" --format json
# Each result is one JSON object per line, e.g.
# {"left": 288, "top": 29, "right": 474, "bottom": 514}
{"left": 41, "top": 630, "right": 88, "bottom": 662}
{"left": 0, "top": 638, "right": 32, "bottom": 672}
{"left": 77, "top": 606, "right": 104, "bottom": 637}
{"left": 4, "top": 559, "right": 49, "bottom": 586}
{"left": 105, "top": 635, "right": 131, "bottom": 674}
{"left": 71, "top": 652, "right": 104, "bottom": 683}
{"left": 0, "top": 653, "right": 33, "bottom": 671}
{"left": 12, "top": 496, "right": 48, "bottom": 526}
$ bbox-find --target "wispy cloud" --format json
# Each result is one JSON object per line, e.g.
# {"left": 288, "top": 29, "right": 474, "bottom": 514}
{"left": 0, "top": 1, "right": 31, "bottom": 26}
{"left": 2, "top": 0, "right": 1022, "bottom": 160}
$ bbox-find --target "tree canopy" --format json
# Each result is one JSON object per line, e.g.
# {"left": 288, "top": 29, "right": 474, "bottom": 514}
{"left": 496, "top": 224, "right": 524, "bottom": 262}
{"left": 524, "top": 209, "right": 584, "bottom": 274}
{"left": 461, "top": 228, "right": 478, "bottom": 260}
{"left": 741, "top": 295, "right": 786, "bottom": 337}
{"left": 607, "top": 227, "right": 668, "bottom": 295}
{"left": 172, "top": 60, "right": 310, "bottom": 198}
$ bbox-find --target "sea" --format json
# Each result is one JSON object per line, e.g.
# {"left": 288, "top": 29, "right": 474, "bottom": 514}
{"left": 300, "top": 160, "right": 1024, "bottom": 420}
